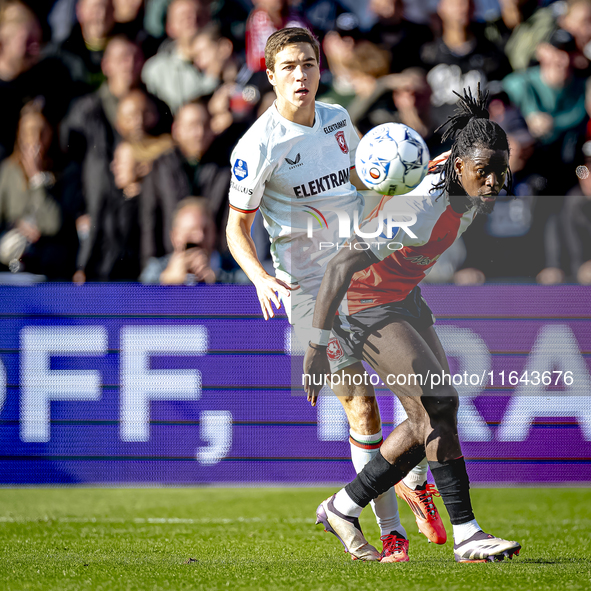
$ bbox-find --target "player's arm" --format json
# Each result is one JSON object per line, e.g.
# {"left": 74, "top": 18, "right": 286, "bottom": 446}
{"left": 313, "top": 240, "right": 375, "bottom": 330}
{"left": 226, "top": 208, "right": 295, "bottom": 320}
{"left": 303, "top": 240, "right": 377, "bottom": 405}
{"left": 349, "top": 166, "right": 366, "bottom": 191}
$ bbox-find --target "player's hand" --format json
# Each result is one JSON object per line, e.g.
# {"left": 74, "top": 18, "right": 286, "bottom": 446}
{"left": 303, "top": 345, "right": 330, "bottom": 407}
{"left": 15, "top": 219, "right": 40, "bottom": 243}
{"left": 185, "top": 247, "right": 216, "bottom": 284}
{"left": 253, "top": 273, "right": 298, "bottom": 320}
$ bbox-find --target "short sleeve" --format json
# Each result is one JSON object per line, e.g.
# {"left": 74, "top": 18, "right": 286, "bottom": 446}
{"left": 228, "top": 139, "right": 272, "bottom": 213}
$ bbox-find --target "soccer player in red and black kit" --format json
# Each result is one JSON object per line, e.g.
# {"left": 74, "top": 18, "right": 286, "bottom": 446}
{"left": 305, "top": 87, "right": 522, "bottom": 563}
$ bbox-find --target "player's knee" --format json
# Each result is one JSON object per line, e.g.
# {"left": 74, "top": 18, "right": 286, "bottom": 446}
{"left": 342, "top": 395, "right": 380, "bottom": 433}
{"left": 422, "top": 387, "right": 459, "bottom": 424}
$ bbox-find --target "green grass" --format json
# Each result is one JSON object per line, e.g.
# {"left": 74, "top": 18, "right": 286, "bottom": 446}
{"left": 0, "top": 487, "right": 589, "bottom": 590}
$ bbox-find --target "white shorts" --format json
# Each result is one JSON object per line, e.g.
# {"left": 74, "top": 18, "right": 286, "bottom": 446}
{"left": 282, "top": 289, "right": 360, "bottom": 373}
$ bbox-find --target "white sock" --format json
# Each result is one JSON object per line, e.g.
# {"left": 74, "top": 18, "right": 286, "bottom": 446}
{"left": 333, "top": 488, "right": 363, "bottom": 518}
{"left": 402, "top": 456, "right": 429, "bottom": 490}
{"left": 349, "top": 429, "right": 405, "bottom": 538}
{"left": 453, "top": 518, "right": 482, "bottom": 544}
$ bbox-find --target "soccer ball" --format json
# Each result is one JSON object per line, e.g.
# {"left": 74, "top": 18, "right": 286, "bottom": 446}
{"left": 355, "top": 123, "right": 430, "bottom": 196}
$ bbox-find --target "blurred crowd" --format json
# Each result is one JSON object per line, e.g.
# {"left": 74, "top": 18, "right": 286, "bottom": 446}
{"left": 0, "top": 0, "right": 590, "bottom": 285}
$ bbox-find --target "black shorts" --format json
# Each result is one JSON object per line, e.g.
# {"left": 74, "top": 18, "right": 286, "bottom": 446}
{"left": 332, "top": 286, "right": 435, "bottom": 360}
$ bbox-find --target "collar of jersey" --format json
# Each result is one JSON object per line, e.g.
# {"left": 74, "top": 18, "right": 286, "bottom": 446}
{"left": 272, "top": 101, "right": 320, "bottom": 134}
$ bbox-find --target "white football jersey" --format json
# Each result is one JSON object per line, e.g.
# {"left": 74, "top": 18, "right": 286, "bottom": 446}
{"left": 229, "top": 101, "right": 363, "bottom": 294}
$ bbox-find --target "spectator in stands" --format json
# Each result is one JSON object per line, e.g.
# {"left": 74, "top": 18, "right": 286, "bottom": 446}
{"left": 192, "top": 23, "right": 239, "bottom": 84}
{"left": 503, "top": 29, "right": 587, "bottom": 191}
{"left": 0, "top": 1, "right": 72, "bottom": 161}
{"left": 389, "top": 69, "right": 434, "bottom": 142}
{"left": 319, "top": 39, "right": 390, "bottom": 111}
{"left": 319, "top": 16, "right": 391, "bottom": 111}
{"left": 192, "top": 24, "right": 262, "bottom": 136}
{"left": 562, "top": 142, "right": 591, "bottom": 284}
{"left": 0, "top": 100, "right": 82, "bottom": 279}
{"left": 74, "top": 89, "right": 172, "bottom": 283}
{"left": 560, "top": 0, "right": 591, "bottom": 74}
{"left": 367, "top": 0, "right": 432, "bottom": 73}
{"left": 421, "top": 0, "right": 512, "bottom": 133}
{"left": 208, "top": 0, "right": 250, "bottom": 55}
{"left": 487, "top": 0, "right": 555, "bottom": 71}
{"left": 458, "top": 122, "right": 550, "bottom": 283}
{"left": 116, "top": 89, "right": 164, "bottom": 142}
{"left": 245, "top": 0, "right": 307, "bottom": 73}
{"left": 112, "top": 0, "right": 144, "bottom": 40}
{"left": 208, "top": 82, "right": 263, "bottom": 136}
{"left": 115, "top": 89, "right": 174, "bottom": 166}
{"left": 62, "top": 36, "right": 147, "bottom": 163}
{"left": 51, "top": 0, "right": 115, "bottom": 96}
{"left": 143, "top": 0, "right": 209, "bottom": 41}
{"left": 107, "top": 141, "right": 142, "bottom": 276}
{"left": 321, "top": 12, "right": 359, "bottom": 91}
{"left": 62, "top": 38, "right": 172, "bottom": 279}
{"left": 140, "top": 196, "right": 218, "bottom": 284}
{"left": 246, "top": 0, "right": 285, "bottom": 73}
{"left": 349, "top": 68, "right": 437, "bottom": 147}
{"left": 140, "top": 100, "right": 231, "bottom": 267}
{"left": 74, "top": 141, "right": 145, "bottom": 282}
{"left": 111, "top": 0, "right": 159, "bottom": 57}
{"left": 141, "top": 0, "right": 218, "bottom": 112}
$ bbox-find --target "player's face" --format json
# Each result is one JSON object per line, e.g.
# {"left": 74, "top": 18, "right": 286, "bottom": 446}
{"left": 267, "top": 43, "right": 319, "bottom": 113}
{"left": 455, "top": 147, "right": 509, "bottom": 213}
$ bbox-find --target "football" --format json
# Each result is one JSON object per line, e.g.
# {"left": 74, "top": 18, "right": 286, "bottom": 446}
{"left": 355, "top": 123, "right": 430, "bottom": 196}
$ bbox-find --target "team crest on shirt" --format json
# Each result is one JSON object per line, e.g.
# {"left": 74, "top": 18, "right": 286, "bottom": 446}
{"left": 233, "top": 159, "right": 249, "bottom": 181}
{"left": 326, "top": 337, "right": 345, "bottom": 361}
{"left": 335, "top": 131, "right": 349, "bottom": 154}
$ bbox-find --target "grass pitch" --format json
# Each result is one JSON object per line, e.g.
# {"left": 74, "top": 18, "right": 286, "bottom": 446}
{"left": 0, "top": 487, "right": 589, "bottom": 591}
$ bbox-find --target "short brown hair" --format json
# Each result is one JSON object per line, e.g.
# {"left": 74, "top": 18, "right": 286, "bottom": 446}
{"left": 264, "top": 27, "right": 320, "bottom": 72}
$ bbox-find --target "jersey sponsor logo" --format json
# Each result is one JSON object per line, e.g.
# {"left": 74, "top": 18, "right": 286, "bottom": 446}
{"left": 230, "top": 179, "right": 254, "bottom": 195}
{"left": 335, "top": 131, "right": 349, "bottom": 154}
{"left": 233, "top": 159, "right": 249, "bottom": 181}
{"left": 285, "top": 153, "right": 303, "bottom": 169}
{"left": 293, "top": 167, "right": 350, "bottom": 198}
{"left": 323, "top": 119, "right": 347, "bottom": 134}
{"left": 404, "top": 253, "right": 441, "bottom": 266}
{"left": 326, "top": 337, "right": 345, "bottom": 362}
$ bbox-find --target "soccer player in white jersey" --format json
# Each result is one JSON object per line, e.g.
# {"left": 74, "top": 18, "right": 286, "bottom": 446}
{"left": 305, "top": 87, "right": 522, "bottom": 563}
{"left": 226, "top": 27, "right": 445, "bottom": 562}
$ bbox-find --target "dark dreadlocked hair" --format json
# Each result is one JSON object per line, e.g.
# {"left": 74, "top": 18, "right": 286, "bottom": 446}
{"left": 431, "top": 85, "right": 512, "bottom": 197}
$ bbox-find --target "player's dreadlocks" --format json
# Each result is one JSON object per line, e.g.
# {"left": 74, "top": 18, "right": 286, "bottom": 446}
{"left": 432, "top": 85, "right": 512, "bottom": 196}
